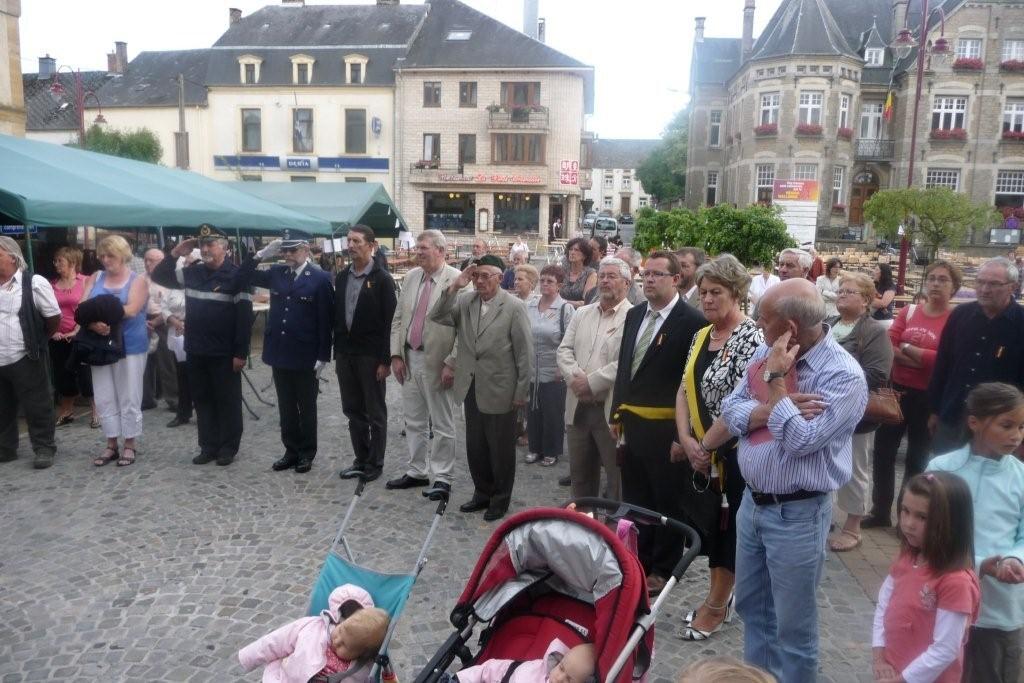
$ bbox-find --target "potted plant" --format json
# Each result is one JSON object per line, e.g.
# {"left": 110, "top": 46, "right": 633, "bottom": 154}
{"left": 953, "top": 57, "right": 984, "bottom": 71}
{"left": 837, "top": 127, "right": 854, "bottom": 140}
{"left": 1002, "top": 130, "right": 1024, "bottom": 141}
{"left": 930, "top": 128, "right": 967, "bottom": 140}
{"left": 796, "top": 123, "right": 823, "bottom": 136}
{"left": 754, "top": 123, "right": 778, "bottom": 136}
{"left": 831, "top": 203, "right": 847, "bottom": 214}
{"left": 486, "top": 103, "right": 502, "bottom": 113}
{"left": 1001, "top": 59, "right": 1024, "bottom": 72}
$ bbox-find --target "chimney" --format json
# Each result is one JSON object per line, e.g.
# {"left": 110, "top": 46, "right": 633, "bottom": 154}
{"left": 742, "top": 0, "right": 755, "bottom": 61}
{"left": 523, "top": 0, "right": 539, "bottom": 39}
{"left": 115, "top": 41, "right": 128, "bottom": 74}
{"left": 892, "top": 0, "right": 909, "bottom": 33}
{"left": 38, "top": 54, "right": 56, "bottom": 79}
{"left": 695, "top": 17, "right": 705, "bottom": 44}
{"left": 537, "top": 17, "right": 546, "bottom": 43}
{"left": 229, "top": 7, "right": 242, "bottom": 25}
{"left": 107, "top": 52, "right": 118, "bottom": 73}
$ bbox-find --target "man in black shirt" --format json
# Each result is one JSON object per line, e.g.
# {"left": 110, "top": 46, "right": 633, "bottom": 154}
{"left": 929, "top": 256, "right": 1024, "bottom": 453}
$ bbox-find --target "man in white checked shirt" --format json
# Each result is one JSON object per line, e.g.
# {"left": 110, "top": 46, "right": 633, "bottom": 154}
{"left": 721, "top": 278, "right": 867, "bottom": 683}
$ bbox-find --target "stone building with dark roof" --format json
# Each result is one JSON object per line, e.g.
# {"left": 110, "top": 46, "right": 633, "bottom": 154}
{"left": 686, "top": 0, "right": 1024, "bottom": 246}
{"left": 22, "top": 54, "right": 113, "bottom": 145}
{"left": 583, "top": 139, "right": 660, "bottom": 217}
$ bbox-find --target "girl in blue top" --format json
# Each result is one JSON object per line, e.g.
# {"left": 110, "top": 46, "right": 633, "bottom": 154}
{"left": 928, "top": 382, "right": 1024, "bottom": 683}
{"left": 81, "top": 235, "right": 150, "bottom": 467}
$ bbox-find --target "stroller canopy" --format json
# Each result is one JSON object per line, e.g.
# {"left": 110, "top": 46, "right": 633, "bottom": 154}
{"left": 453, "top": 508, "right": 652, "bottom": 683}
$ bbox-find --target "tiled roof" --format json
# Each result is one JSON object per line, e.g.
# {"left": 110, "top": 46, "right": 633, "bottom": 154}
{"left": 204, "top": 48, "right": 407, "bottom": 86}
{"left": 749, "top": 0, "right": 858, "bottom": 60}
{"left": 591, "top": 139, "right": 661, "bottom": 171}
{"left": 93, "top": 50, "right": 210, "bottom": 108}
{"left": 691, "top": 38, "right": 743, "bottom": 87}
{"left": 23, "top": 70, "right": 113, "bottom": 131}
{"left": 213, "top": 4, "right": 427, "bottom": 48}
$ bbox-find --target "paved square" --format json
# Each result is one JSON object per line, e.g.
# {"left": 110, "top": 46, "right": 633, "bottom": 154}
{"left": 1, "top": 362, "right": 876, "bottom": 682}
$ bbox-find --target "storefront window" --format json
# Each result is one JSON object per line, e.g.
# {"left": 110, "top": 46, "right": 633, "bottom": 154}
{"left": 493, "top": 193, "right": 540, "bottom": 233}
{"left": 424, "top": 192, "right": 475, "bottom": 232}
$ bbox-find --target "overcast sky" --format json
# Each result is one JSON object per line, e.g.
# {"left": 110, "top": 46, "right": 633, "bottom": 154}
{"left": 20, "top": 0, "right": 783, "bottom": 140}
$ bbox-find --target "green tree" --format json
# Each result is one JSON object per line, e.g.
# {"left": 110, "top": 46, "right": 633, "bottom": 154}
{"left": 636, "top": 108, "right": 688, "bottom": 204}
{"left": 863, "top": 188, "right": 999, "bottom": 253}
{"left": 78, "top": 125, "right": 163, "bottom": 164}
{"left": 631, "top": 204, "right": 795, "bottom": 267}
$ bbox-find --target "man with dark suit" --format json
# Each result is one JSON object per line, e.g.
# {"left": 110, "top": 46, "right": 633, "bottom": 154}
{"left": 611, "top": 249, "right": 706, "bottom": 594}
{"left": 431, "top": 254, "right": 533, "bottom": 521}
{"left": 334, "top": 225, "right": 397, "bottom": 482}
{"left": 240, "top": 230, "right": 334, "bottom": 473}
{"left": 675, "top": 247, "right": 706, "bottom": 308}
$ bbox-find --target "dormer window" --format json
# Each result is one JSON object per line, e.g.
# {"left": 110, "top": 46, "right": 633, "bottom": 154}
{"left": 446, "top": 29, "right": 472, "bottom": 41}
{"left": 344, "top": 54, "right": 368, "bottom": 85}
{"left": 238, "top": 55, "right": 262, "bottom": 85}
{"left": 865, "top": 48, "right": 884, "bottom": 66}
{"left": 290, "top": 54, "right": 315, "bottom": 85}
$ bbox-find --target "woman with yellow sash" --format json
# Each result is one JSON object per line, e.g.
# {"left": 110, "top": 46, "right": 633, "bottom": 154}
{"left": 671, "top": 254, "right": 763, "bottom": 642}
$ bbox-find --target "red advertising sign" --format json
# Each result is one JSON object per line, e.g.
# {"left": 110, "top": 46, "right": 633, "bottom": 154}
{"left": 772, "top": 180, "right": 820, "bottom": 202}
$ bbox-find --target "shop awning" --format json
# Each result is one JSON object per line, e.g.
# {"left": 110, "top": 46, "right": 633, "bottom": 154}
{"left": 0, "top": 134, "right": 332, "bottom": 235}
{"left": 224, "top": 181, "right": 407, "bottom": 238}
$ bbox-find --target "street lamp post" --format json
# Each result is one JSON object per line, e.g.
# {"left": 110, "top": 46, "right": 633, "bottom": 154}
{"left": 891, "top": 2, "right": 950, "bottom": 293}
{"left": 48, "top": 66, "right": 107, "bottom": 146}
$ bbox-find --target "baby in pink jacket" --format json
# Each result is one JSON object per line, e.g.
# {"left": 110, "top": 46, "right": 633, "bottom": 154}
{"left": 238, "top": 584, "right": 390, "bottom": 683}
{"left": 452, "top": 639, "right": 595, "bottom": 683}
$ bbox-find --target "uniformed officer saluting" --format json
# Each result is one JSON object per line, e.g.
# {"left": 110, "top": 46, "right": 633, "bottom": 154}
{"left": 152, "top": 225, "right": 254, "bottom": 466}
{"left": 239, "top": 230, "right": 334, "bottom": 473}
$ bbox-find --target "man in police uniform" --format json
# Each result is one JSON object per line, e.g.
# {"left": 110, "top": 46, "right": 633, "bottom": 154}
{"left": 152, "top": 225, "right": 254, "bottom": 466}
{"left": 240, "top": 230, "right": 334, "bottom": 473}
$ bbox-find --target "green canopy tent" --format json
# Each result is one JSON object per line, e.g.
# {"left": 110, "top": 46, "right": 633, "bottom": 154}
{"left": 0, "top": 133, "right": 332, "bottom": 267}
{"left": 224, "top": 181, "right": 407, "bottom": 238}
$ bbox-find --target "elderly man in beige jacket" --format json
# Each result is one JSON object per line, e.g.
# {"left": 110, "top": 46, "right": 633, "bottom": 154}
{"left": 386, "top": 230, "right": 460, "bottom": 501}
{"left": 556, "top": 256, "right": 633, "bottom": 499}
{"left": 431, "top": 254, "right": 533, "bottom": 521}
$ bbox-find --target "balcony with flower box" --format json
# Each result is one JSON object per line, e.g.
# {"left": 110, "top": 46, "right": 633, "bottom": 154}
{"left": 855, "top": 138, "right": 895, "bottom": 160}
{"left": 1001, "top": 60, "right": 1024, "bottom": 73}
{"left": 796, "top": 123, "right": 823, "bottom": 137}
{"left": 753, "top": 123, "right": 778, "bottom": 137}
{"left": 832, "top": 203, "right": 846, "bottom": 215}
{"left": 952, "top": 57, "right": 984, "bottom": 71}
{"left": 487, "top": 105, "right": 550, "bottom": 130}
{"left": 1002, "top": 130, "right": 1024, "bottom": 143}
{"left": 929, "top": 128, "right": 967, "bottom": 141}
{"left": 837, "top": 127, "right": 854, "bottom": 141}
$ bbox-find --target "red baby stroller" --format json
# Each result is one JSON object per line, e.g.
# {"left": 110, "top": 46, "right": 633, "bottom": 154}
{"left": 414, "top": 499, "right": 701, "bottom": 683}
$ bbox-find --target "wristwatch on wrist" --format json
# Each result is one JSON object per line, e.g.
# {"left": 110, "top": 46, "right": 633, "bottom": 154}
{"left": 762, "top": 369, "right": 786, "bottom": 383}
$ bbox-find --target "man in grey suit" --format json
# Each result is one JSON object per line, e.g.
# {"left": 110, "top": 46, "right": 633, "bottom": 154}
{"left": 387, "top": 230, "right": 460, "bottom": 501}
{"left": 431, "top": 254, "right": 533, "bottom": 521}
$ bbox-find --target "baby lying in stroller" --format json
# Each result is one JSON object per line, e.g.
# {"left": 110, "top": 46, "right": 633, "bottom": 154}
{"left": 238, "top": 584, "right": 390, "bottom": 683}
{"left": 443, "top": 639, "right": 595, "bottom": 683}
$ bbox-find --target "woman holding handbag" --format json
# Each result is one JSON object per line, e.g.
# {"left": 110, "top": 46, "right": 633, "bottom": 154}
{"left": 671, "top": 254, "right": 763, "bottom": 641}
{"left": 824, "top": 272, "right": 894, "bottom": 551}
{"left": 866, "top": 260, "right": 960, "bottom": 529}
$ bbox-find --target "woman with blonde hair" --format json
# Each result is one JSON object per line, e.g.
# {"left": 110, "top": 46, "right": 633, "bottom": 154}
{"left": 80, "top": 235, "right": 150, "bottom": 467}
{"left": 513, "top": 263, "right": 539, "bottom": 301}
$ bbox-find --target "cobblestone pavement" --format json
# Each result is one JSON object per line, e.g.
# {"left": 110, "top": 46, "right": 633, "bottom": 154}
{"left": 2, "top": 361, "right": 876, "bottom": 682}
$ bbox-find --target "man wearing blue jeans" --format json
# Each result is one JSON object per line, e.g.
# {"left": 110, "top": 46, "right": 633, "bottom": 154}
{"left": 722, "top": 278, "right": 867, "bottom": 682}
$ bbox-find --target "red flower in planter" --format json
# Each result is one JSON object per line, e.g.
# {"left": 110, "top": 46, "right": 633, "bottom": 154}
{"left": 837, "top": 127, "right": 854, "bottom": 140}
{"left": 930, "top": 128, "right": 967, "bottom": 140}
{"left": 1001, "top": 60, "right": 1024, "bottom": 72}
{"left": 1016, "top": 208, "right": 1024, "bottom": 220}
{"left": 754, "top": 123, "right": 778, "bottom": 136}
{"left": 953, "top": 57, "right": 984, "bottom": 70}
{"left": 796, "top": 123, "right": 823, "bottom": 136}
{"left": 1001, "top": 206, "right": 1016, "bottom": 219}
{"left": 1003, "top": 130, "right": 1024, "bottom": 141}
{"left": 832, "top": 203, "right": 847, "bottom": 213}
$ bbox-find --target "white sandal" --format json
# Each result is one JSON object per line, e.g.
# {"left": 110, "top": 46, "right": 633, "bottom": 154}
{"left": 677, "top": 594, "right": 734, "bottom": 641}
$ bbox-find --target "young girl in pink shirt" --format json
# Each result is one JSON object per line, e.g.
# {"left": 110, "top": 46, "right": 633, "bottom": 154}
{"left": 872, "top": 472, "right": 980, "bottom": 682}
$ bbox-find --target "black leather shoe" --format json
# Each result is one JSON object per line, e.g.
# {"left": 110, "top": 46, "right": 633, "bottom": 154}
{"left": 166, "top": 417, "right": 190, "bottom": 428}
{"left": 459, "top": 498, "right": 489, "bottom": 513}
{"left": 423, "top": 481, "right": 451, "bottom": 501}
{"left": 192, "top": 452, "right": 216, "bottom": 465}
{"left": 483, "top": 507, "right": 507, "bottom": 522}
{"left": 215, "top": 453, "right": 236, "bottom": 466}
{"left": 359, "top": 468, "right": 382, "bottom": 483}
{"left": 558, "top": 475, "right": 571, "bottom": 487}
{"left": 272, "top": 455, "right": 298, "bottom": 471}
{"left": 386, "top": 474, "right": 430, "bottom": 490}
{"left": 339, "top": 465, "right": 366, "bottom": 479}
{"left": 294, "top": 458, "right": 314, "bottom": 474}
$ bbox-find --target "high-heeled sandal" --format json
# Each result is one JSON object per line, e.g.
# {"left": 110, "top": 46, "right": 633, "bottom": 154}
{"left": 677, "top": 594, "right": 734, "bottom": 641}
{"left": 117, "top": 447, "right": 136, "bottom": 467}
{"left": 93, "top": 446, "right": 118, "bottom": 467}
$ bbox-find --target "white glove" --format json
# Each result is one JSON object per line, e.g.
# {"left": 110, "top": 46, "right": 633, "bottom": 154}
{"left": 314, "top": 360, "right": 327, "bottom": 380}
{"left": 256, "top": 239, "right": 283, "bottom": 260}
